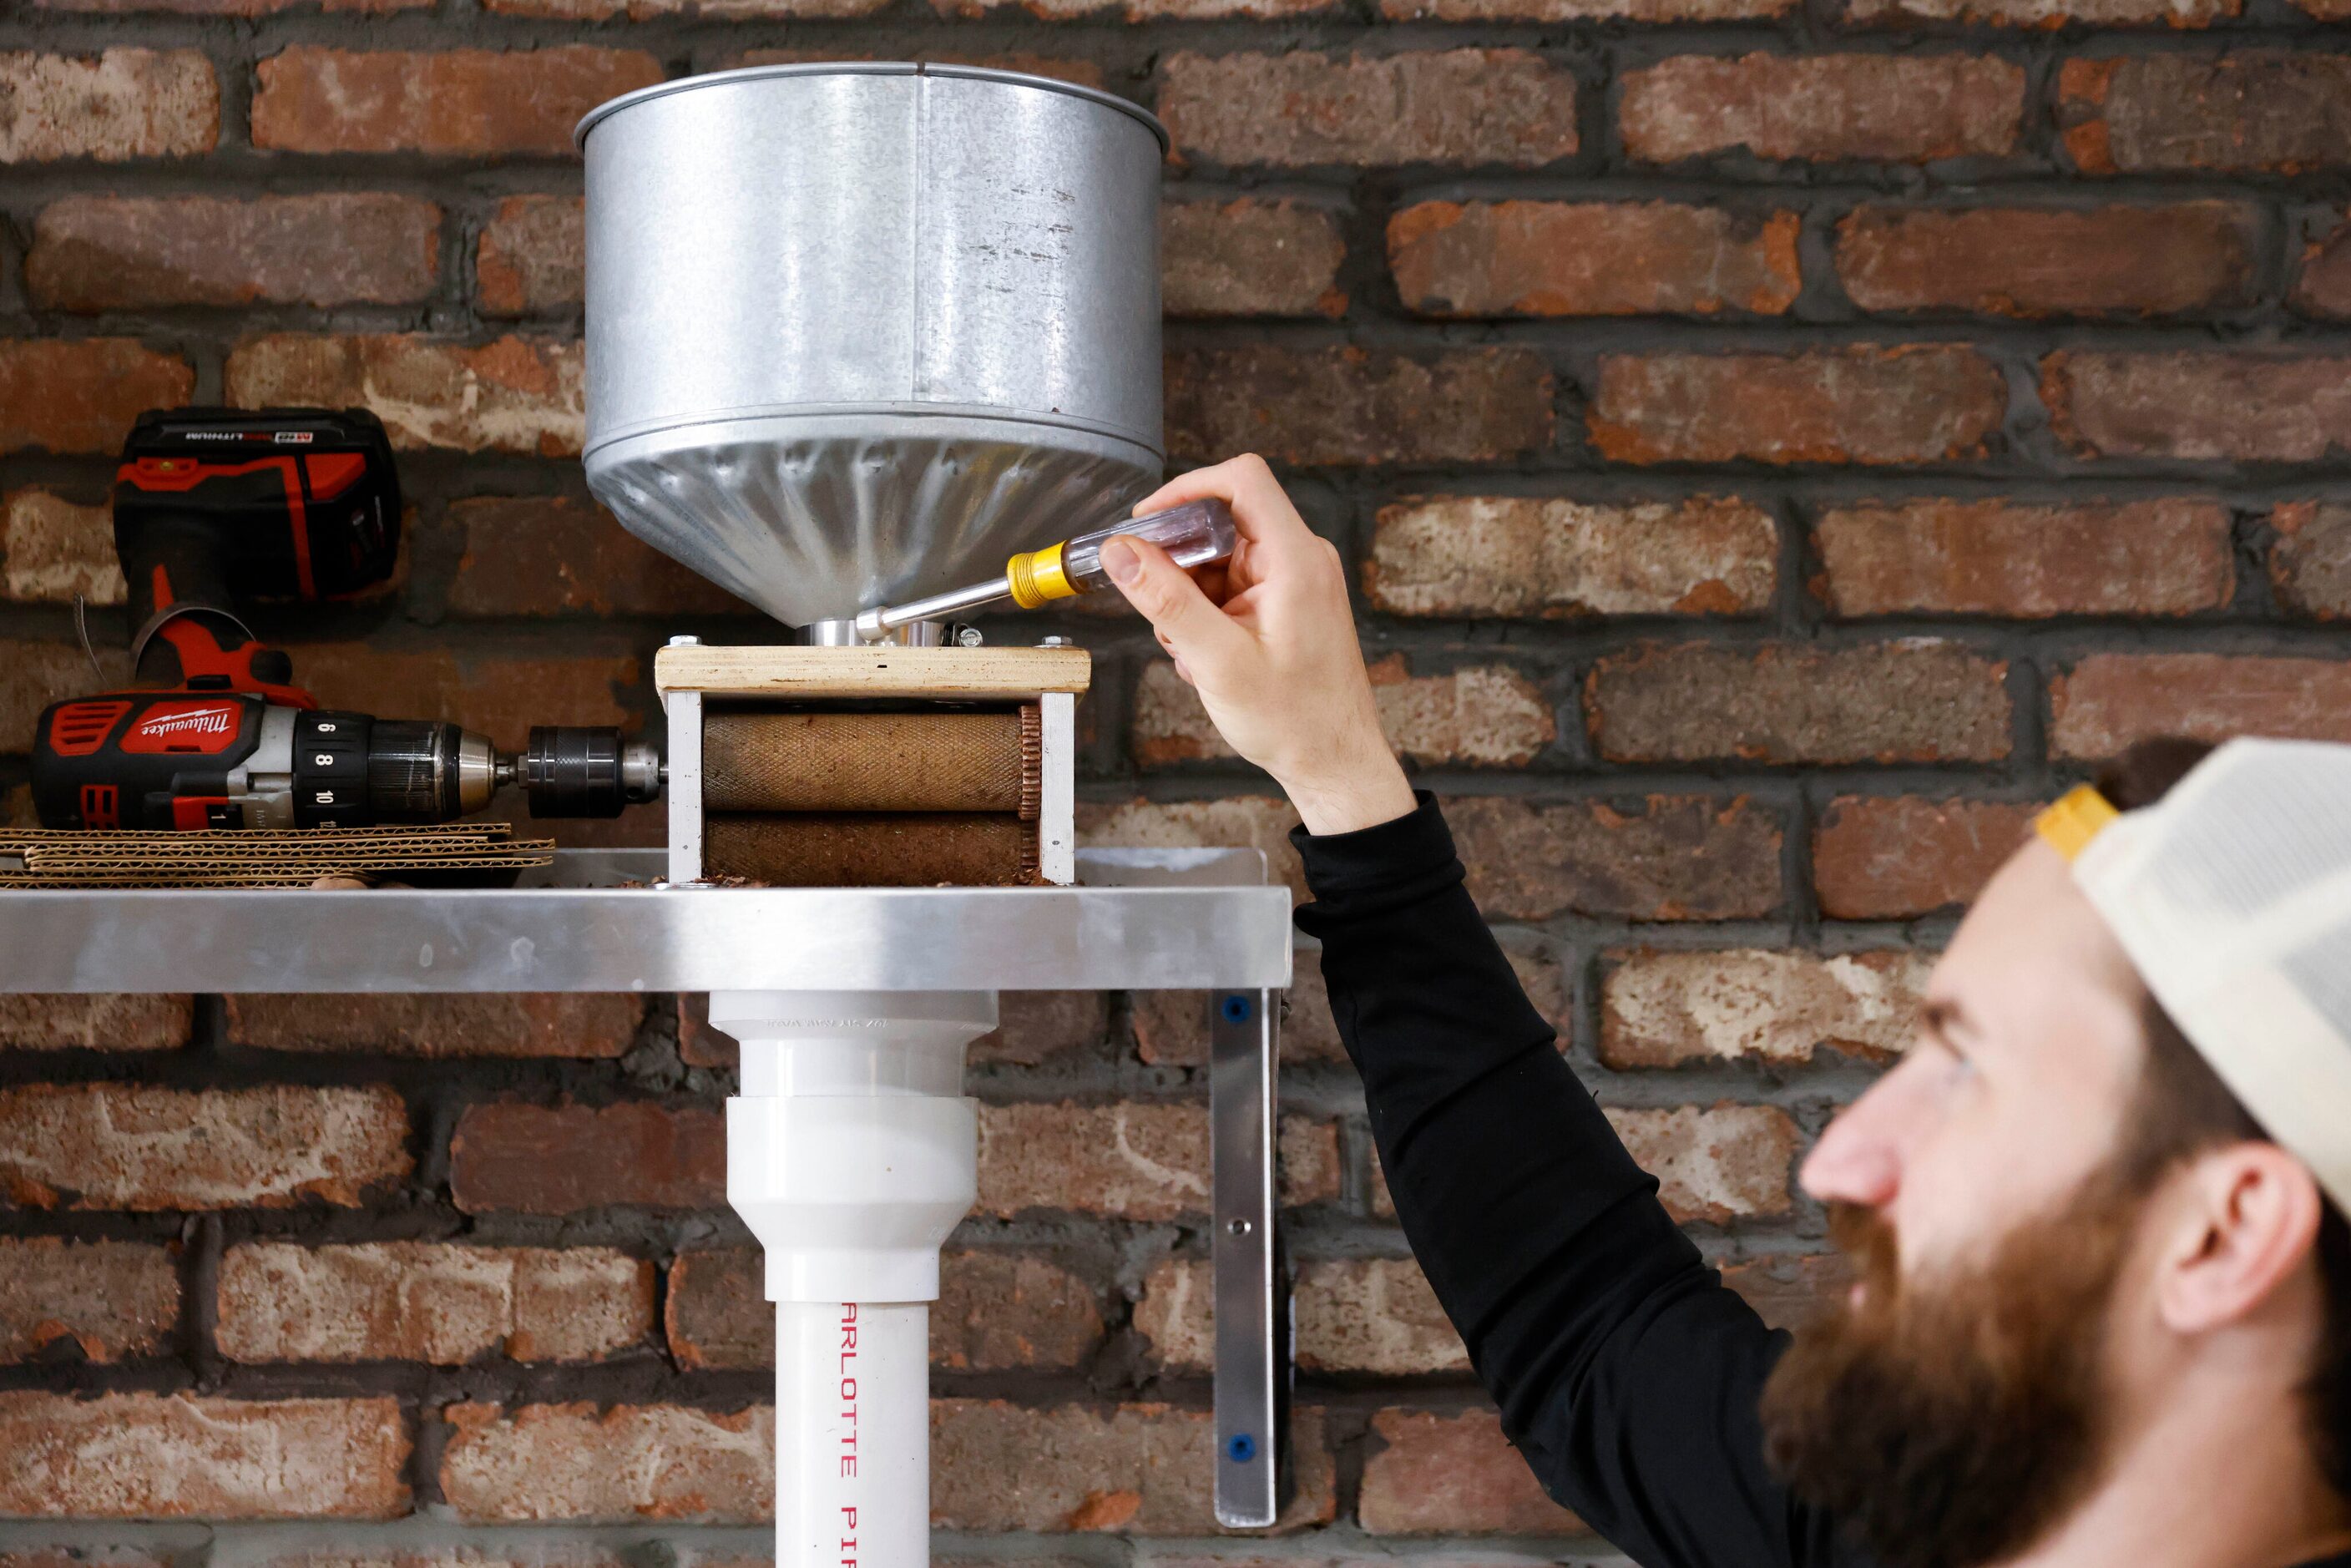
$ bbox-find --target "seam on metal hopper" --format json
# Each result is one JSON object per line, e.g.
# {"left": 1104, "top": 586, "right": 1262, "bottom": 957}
{"left": 581, "top": 403, "right": 1167, "bottom": 461}
{"left": 911, "top": 73, "right": 928, "bottom": 407}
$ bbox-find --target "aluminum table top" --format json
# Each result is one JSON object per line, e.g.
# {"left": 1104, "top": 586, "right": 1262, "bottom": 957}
{"left": 0, "top": 847, "right": 1293, "bottom": 994}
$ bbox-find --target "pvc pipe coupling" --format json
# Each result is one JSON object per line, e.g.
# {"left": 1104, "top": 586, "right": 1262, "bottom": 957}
{"left": 712, "top": 989, "right": 993, "bottom": 1304}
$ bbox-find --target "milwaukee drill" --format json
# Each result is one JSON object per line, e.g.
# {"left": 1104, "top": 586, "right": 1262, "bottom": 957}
{"left": 31, "top": 407, "right": 660, "bottom": 831}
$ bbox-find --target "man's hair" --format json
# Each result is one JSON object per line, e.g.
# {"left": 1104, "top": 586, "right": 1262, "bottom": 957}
{"left": 2094, "top": 737, "right": 2351, "bottom": 1498}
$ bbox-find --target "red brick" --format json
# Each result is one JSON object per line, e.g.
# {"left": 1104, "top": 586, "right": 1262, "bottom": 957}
{"left": 1813, "top": 498, "right": 2233, "bottom": 617}
{"left": 1167, "top": 346, "right": 1552, "bottom": 468}
{"left": 664, "top": 1248, "right": 766, "bottom": 1370}
{"left": 728, "top": 49, "right": 1103, "bottom": 85}
{"left": 228, "top": 336, "right": 583, "bottom": 458}
{"left": 251, "top": 47, "right": 662, "bottom": 156}
{"left": 1135, "top": 655, "right": 1554, "bottom": 768}
{"left": 1361, "top": 1409, "right": 1584, "bottom": 1535}
{"left": 1602, "top": 948, "right": 1927, "bottom": 1068}
{"left": 0, "top": 1550, "right": 170, "bottom": 1568}
{"left": 933, "top": 1252, "right": 1105, "bottom": 1371}
{"left": 665, "top": 1247, "right": 1101, "bottom": 1372}
{"left": 1446, "top": 795, "right": 1783, "bottom": 922}
{"left": 0, "top": 341, "right": 194, "bottom": 456}
{"left": 1368, "top": 494, "right": 1776, "bottom": 619}
{"left": 1, "top": 640, "right": 131, "bottom": 753}
{"left": 1623, "top": 55, "right": 2023, "bottom": 164}
{"left": 28, "top": 195, "right": 438, "bottom": 311}
{"left": 976, "top": 1102, "right": 1338, "bottom": 1220}
{"left": 451, "top": 1102, "right": 723, "bottom": 1214}
{"left": 933, "top": 1401, "right": 1334, "bottom": 1532}
{"left": 493, "top": 0, "right": 881, "bottom": 14}
{"left": 279, "top": 645, "right": 636, "bottom": 752}
{"left": 1591, "top": 347, "right": 2005, "bottom": 466}
{"left": 1297, "top": 1257, "right": 1464, "bottom": 1373}
{"left": 2051, "top": 654, "right": 2351, "bottom": 758}
{"left": 442, "top": 1403, "right": 770, "bottom": 1523}
{"left": 1846, "top": 0, "right": 2228, "bottom": 21}
{"left": 225, "top": 994, "right": 640, "bottom": 1058}
{"left": 973, "top": 991, "right": 1111, "bottom": 1066}
{"left": 1163, "top": 200, "right": 1346, "bottom": 319}
{"left": 1836, "top": 204, "right": 2255, "bottom": 319}
{"left": 0, "top": 994, "right": 190, "bottom": 1051}
{"left": 1383, "top": 0, "right": 1784, "bottom": 18}
{"left": 1138, "top": 1254, "right": 1464, "bottom": 1374}
{"left": 0, "top": 51, "right": 217, "bottom": 161}
{"left": 2293, "top": 213, "right": 2351, "bottom": 318}
{"left": 1077, "top": 796, "right": 1303, "bottom": 898}
{"left": 1134, "top": 946, "right": 1560, "bottom": 1068}
{"left": 2045, "top": 352, "right": 2351, "bottom": 462}
{"left": 446, "top": 496, "right": 746, "bottom": 617}
{"left": 0, "top": 1239, "right": 177, "bottom": 1362}
{"left": 3, "top": 489, "right": 124, "bottom": 606}
{"left": 1722, "top": 1252, "right": 1849, "bottom": 1333}
{"left": 220, "top": 1243, "right": 650, "bottom": 1363}
{"left": 0, "top": 1393, "right": 406, "bottom": 1517}
{"left": 1589, "top": 642, "right": 2010, "bottom": 766}
{"left": 1160, "top": 51, "right": 1575, "bottom": 168}
{"left": 1392, "top": 201, "right": 1798, "bottom": 318}
{"left": 1135, "top": 956, "right": 1342, "bottom": 1067}
{"left": 240, "top": 1552, "right": 629, "bottom": 1568}
{"left": 477, "top": 197, "right": 584, "bottom": 316}
{"left": 1813, "top": 796, "right": 2038, "bottom": 918}
{"left": 2272, "top": 502, "right": 2351, "bottom": 619}
{"left": 0, "top": 1085, "right": 409, "bottom": 1210}
{"left": 1609, "top": 1104, "right": 1797, "bottom": 1222}
{"left": 2058, "top": 54, "right": 2351, "bottom": 175}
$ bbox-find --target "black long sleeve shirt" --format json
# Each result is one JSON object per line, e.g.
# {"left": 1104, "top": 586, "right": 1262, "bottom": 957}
{"left": 1293, "top": 793, "right": 2347, "bottom": 1568}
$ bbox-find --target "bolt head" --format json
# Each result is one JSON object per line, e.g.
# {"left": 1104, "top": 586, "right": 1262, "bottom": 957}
{"left": 956, "top": 626, "right": 984, "bottom": 648}
{"left": 667, "top": 634, "right": 702, "bottom": 647}
{"left": 1038, "top": 635, "right": 1074, "bottom": 648}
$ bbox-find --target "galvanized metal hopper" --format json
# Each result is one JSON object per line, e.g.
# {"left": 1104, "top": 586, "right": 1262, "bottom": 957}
{"left": 575, "top": 63, "right": 1168, "bottom": 630}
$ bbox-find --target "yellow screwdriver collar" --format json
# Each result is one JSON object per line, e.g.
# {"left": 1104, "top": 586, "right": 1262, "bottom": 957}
{"left": 2035, "top": 783, "right": 2120, "bottom": 863}
{"left": 1006, "top": 541, "right": 1074, "bottom": 609}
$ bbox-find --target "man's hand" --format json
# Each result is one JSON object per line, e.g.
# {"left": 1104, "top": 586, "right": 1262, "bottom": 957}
{"left": 1102, "top": 454, "right": 1418, "bottom": 837}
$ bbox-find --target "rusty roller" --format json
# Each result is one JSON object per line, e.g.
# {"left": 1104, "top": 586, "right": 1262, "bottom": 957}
{"left": 705, "top": 812, "right": 1039, "bottom": 888}
{"left": 703, "top": 708, "right": 1040, "bottom": 817}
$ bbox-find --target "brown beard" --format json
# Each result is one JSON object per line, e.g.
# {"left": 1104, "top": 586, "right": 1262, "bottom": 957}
{"left": 1757, "top": 1173, "right": 2145, "bottom": 1568}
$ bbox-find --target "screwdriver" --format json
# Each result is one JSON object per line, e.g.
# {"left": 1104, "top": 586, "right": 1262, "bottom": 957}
{"left": 852, "top": 498, "right": 1238, "bottom": 643}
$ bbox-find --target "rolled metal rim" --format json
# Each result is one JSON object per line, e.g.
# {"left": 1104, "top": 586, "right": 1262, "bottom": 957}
{"left": 574, "top": 60, "right": 1170, "bottom": 152}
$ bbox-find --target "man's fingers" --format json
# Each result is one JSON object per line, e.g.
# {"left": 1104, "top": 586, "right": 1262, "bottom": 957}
{"left": 1131, "top": 455, "right": 1327, "bottom": 570}
{"left": 1106, "top": 534, "right": 1251, "bottom": 674}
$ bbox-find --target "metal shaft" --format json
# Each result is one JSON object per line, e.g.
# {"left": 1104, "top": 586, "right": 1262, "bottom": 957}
{"left": 853, "top": 574, "right": 1014, "bottom": 642}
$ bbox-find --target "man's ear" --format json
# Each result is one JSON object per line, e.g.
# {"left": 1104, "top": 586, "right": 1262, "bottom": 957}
{"left": 2156, "top": 1144, "right": 2325, "bottom": 1335}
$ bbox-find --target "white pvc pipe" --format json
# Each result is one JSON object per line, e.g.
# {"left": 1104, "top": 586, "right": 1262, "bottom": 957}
{"left": 711, "top": 990, "right": 992, "bottom": 1568}
{"left": 775, "top": 1300, "right": 930, "bottom": 1568}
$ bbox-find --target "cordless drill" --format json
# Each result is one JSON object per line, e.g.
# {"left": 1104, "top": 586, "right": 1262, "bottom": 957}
{"left": 30, "top": 407, "right": 661, "bottom": 831}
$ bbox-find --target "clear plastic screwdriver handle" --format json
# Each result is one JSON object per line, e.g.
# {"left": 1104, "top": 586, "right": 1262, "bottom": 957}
{"left": 1008, "top": 498, "right": 1238, "bottom": 607}
{"left": 854, "top": 498, "right": 1240, "bottom": 639}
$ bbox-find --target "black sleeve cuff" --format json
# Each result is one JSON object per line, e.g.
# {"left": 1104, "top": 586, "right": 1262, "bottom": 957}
{"left": 1291, "top": 791, "right": 1464, "bottom": 924}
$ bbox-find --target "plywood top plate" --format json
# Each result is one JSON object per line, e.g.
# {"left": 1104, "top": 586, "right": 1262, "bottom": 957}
{"left": 655, "top": 643, "right": 1092, "bottom": 699}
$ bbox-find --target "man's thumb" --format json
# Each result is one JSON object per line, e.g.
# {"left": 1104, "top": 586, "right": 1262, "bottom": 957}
{"left": 1103, "top": 535, "right": 1245, "bottom": 665}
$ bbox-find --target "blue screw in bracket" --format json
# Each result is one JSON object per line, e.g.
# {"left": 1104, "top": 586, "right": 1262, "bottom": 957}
{"left": 1226, "top": 1432, "right": 1257, "bottom": 1464}
{"left": 1220, "top": 994, "right": 1254, "bottom": 1024}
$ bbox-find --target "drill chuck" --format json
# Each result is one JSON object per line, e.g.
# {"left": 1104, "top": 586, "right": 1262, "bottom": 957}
{"left": 363, "top": 721, "right": 504, "bottom": 822}
{"left": 518, "top": 726, "right": 664, "bottom": 820}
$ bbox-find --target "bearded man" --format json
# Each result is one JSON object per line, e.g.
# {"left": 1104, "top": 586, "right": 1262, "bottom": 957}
{"left": 1103, "top": 453, "right": 2351, "bottom": 1568}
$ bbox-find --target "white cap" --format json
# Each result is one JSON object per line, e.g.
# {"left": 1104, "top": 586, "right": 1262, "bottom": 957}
{"left": 2042, "top": 738, "right": 2351, "bottom": 1212}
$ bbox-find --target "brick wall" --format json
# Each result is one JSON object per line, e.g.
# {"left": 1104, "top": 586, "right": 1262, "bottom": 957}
{"left": 3, "top": 0, "right": 2349, "bottom": 1562}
